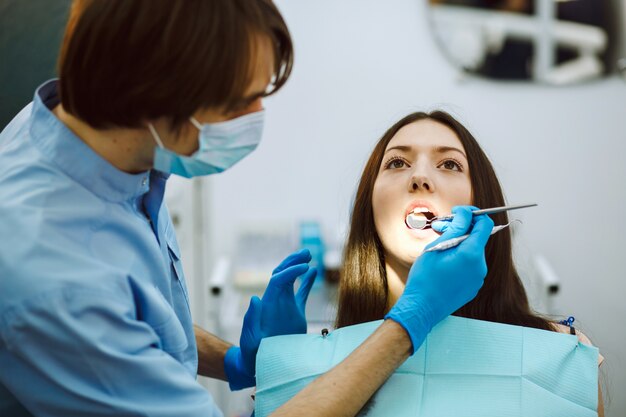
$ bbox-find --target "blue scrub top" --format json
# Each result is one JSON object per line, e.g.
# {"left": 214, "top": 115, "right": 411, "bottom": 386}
{"left": 0, "top": 81, "right": 223, "bottom": 417}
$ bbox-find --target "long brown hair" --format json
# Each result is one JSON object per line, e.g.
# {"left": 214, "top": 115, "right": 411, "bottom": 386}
{"left": 336, "top": 111, "right": 553, "bottom": 332}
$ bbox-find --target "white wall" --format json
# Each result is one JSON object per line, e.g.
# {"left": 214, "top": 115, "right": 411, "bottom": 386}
{"left": 205, "top": 1, "right": 626, "bottom": 415}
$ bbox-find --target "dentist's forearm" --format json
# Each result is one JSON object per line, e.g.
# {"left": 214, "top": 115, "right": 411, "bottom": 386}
{"left": 271, "top": 319, "right": 412, "bottom": 417}
{"left": 194, "top": 324, "right": 231, "bottom": 380}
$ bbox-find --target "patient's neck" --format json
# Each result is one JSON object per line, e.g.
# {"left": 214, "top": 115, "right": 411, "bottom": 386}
{"left": 385, "top": 258, "right": 409, "bottom": 310}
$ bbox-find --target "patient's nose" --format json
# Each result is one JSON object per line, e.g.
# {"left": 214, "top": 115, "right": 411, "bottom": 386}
{"left": 409, "top": 175, "right": 433, "bottom": 192}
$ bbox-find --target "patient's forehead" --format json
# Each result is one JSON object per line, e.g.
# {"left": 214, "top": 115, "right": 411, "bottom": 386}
{"left": 386, "top": 119, "right": 464, "bottom": 152}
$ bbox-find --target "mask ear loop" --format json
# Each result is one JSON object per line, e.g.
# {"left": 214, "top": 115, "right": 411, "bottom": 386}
{"left": 147, "top": 123, "right": 166, "bottom": 149}
{"left": 189, "top": 117, "right": 203, "bottom": 131}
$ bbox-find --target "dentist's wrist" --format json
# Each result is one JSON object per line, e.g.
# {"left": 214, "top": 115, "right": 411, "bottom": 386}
{"left": 223, "top": 346, "right": 256, "bottom": 391}
{"left": 384, "top": 296, "right": 436, "bottom": 355}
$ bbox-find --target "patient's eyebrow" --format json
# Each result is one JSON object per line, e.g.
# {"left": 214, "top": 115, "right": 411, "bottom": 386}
{"left": 384, "top": 145, "right": 412, "bottom": 154}
{"left": 435, "top": 146, "right": 467, "bottom": 159}
{"left": 384, "top": 145, "right": 467, "bottom": 159}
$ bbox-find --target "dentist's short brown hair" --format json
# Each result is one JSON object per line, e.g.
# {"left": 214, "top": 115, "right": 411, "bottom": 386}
{"left": 58, "top": 0, "right": 293, "bottom": 129}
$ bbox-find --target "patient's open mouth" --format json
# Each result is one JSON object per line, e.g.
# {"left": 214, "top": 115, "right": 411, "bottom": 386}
{"left": 405, "top": 208, "right": 435, "bottom": 230}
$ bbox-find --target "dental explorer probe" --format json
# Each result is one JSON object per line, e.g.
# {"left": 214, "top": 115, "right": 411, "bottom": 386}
{"left": 406, "top": 203, "right": 538, "bottom": 230}
{"left": 422, "top": 221, "right": 520, "bottom": 253}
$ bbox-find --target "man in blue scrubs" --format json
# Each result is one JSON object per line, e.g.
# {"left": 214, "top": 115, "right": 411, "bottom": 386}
{"left": 0, "top": 1, "right": 494, "bottom": 416}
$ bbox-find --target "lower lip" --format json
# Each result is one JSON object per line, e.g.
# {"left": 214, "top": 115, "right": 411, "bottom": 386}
{"left": 406, "top": 226, "right": 439, "bottom": 239}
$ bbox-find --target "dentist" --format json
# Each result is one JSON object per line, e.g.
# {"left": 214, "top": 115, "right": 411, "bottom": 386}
{"left": 0, "top": 1, "right": 493, "bottom": 416}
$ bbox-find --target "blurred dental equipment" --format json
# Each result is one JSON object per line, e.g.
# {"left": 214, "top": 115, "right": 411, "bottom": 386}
{"left": 423, "top": 221, "right": 519, "bottom": 253}
{"left": 406, "top": 203, "right": 537, "bottom": 230}
{"left": 534, "top": 254, "right": 561, "bottom": 296}
{"left": 430, "top": 1, "right": 608, "bottom": 84}
{"left": 528, "top": 254, "right": 562, "bottom": 315}
{"left": 619, "top": 58, "right": 626, "bottom": 81}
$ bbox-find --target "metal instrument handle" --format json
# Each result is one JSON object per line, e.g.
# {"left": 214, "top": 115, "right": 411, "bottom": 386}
{"left": 431, "top": 203, "right": 537, "bottom": 223}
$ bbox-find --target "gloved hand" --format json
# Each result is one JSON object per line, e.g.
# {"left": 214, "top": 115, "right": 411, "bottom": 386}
{"left": 224, "top": 249, "right": 317, "bottom": 390}
{"left": 385, "top": 205, "right": 494, "bottom": 354}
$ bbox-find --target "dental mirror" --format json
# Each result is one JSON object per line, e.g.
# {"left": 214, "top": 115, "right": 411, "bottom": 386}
{"left": 406, "top": 203, "right": 537, "bottom": 230}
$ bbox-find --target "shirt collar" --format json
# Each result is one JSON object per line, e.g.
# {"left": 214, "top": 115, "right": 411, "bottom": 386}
{"left": 29, "top": 79, "right": 155, "bottom": 202}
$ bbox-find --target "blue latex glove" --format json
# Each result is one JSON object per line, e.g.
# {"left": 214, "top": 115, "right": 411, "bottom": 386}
{"left": 224, "top": 249, "right": 317, "bottom": 390}
{"left": 385, "top": 205, "right": 494, "bottom": 354}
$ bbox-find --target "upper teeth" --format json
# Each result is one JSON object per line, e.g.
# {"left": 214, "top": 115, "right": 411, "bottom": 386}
{"left": 411, "top": 207, "right": 430, "bottom": 215}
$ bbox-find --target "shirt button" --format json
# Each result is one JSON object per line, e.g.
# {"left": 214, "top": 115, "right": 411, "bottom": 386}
{"left": 142, "top": 177, "right": 148, "bottom": 186}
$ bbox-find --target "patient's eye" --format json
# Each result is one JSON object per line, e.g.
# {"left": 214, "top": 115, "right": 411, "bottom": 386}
{"left": 438, "top": 159, "right": 463, "bottom": 172}
{"left": 385, "top": 157, "right": 409, "bottom": 170}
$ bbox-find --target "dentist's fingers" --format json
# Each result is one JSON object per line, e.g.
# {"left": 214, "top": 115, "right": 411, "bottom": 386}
{"left": 240, "top": 296, "right": 263, "bottom": 371}
{"left": 262, "top": 264, "right": 310, "bottom": 302}
{"left": 457, "top": 214, "right": 494, "bottom": 252}
{"left": 295, "top": 268, "right": 317, "bottom": 310}
{"left": 426, "top": 206, "right": 476, "bottom": 250}
{"left": 242, "top": 296, "right": 262, "bottom": 338}
{"left": 271, "top": 249, "right": 312, "bottom": 275}
{"left": 431, "top": 205, "right": 480, "bottom": 233}
{"left": 430, "top": 220, "right": 448, "bottom": 233}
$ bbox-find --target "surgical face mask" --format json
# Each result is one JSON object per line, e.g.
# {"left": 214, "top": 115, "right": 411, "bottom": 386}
{"left": 148, "top": 110, "right": 265, "bottom": 178}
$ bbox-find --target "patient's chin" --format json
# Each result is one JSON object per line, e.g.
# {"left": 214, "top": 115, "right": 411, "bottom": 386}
{"left": 404, "top": 247, "right": 425, "bottom": 264}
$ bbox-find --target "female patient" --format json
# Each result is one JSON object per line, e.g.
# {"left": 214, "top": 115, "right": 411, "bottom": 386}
{"left": 336, "top": 111, "right": 604, "bottom": 414}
